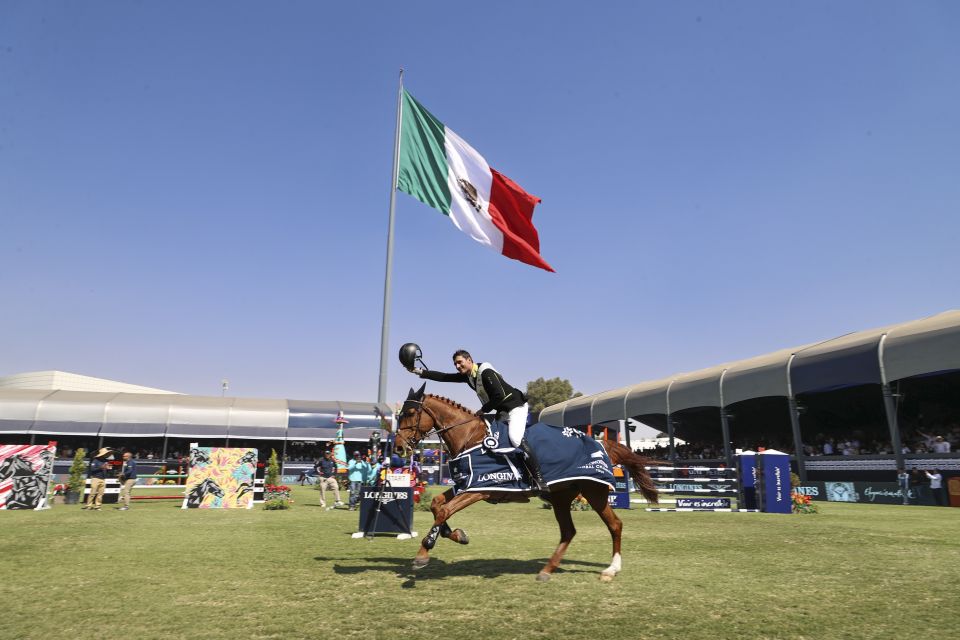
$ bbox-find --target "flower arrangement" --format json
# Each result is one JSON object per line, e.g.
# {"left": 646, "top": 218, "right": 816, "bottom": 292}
{"left": 571, "top": 494, "right": 591, "bottom": 511}
{"left": 52, "top": 484, "right": 66, "bottom": 496}
{"left": 264, "top": 484, "right": 291, "bottom": 499}
{"left": 264, "top": 484, "right": 292, "bottom": 510}
{"left": 791, "top": 491, "right": 819, "bottom": 514}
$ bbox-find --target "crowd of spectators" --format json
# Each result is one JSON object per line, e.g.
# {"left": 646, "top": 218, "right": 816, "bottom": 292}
{"left": 632, "top": 423, "right": 959, "bottom": 461}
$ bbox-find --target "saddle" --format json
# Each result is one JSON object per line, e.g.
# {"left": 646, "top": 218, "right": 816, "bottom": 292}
{"left": 447, "top": 421, "right": 615, "bottom": 495}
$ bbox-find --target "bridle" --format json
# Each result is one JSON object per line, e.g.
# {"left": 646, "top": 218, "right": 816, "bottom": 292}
{"left": 398, "top": 398, "right": 480, "bottom": 452}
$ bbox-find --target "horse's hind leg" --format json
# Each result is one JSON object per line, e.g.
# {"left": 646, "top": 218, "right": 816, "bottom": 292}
{"left": 414, "top": 491, "right": 486, "bottom": 569}
{"left": 584, "top": 484, "right": 623, "bottom": 581}
{"left": 538, "top": 486, "right": 581, "bottom": 581}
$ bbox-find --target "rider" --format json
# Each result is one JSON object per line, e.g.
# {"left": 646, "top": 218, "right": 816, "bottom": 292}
{"left": 405, "top": 348, "right": 548, "bottom": 491}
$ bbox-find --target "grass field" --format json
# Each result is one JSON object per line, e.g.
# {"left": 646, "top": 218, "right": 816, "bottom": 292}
{"left": 1, "top": 486, "right": 957, "bottom": 640}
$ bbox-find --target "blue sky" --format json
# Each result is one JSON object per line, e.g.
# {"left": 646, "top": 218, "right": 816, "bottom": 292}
{"left": 1, "top": 2, "right": 957, "bottom": 410}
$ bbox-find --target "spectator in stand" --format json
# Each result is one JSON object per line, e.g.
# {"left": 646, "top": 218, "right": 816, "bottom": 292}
{"left": 117, "top": 451, "right": 138, "bottom": 511}
{"left": 316, "top": 451, "right": 342, "bottom": 509}
{"left": 932, "top": 436, "right": 951, "bottom": 453}
{"left": 925, "top": 469, "right": 945, "bottom": 506}
{"left": 83, "top": 448, "right": 113, "bottom": 511}
{"left": 347, "top": 451, "right": 369, "bottom": 511}
{"left": 917, "top": 430, "right": 941, "bottom": 451}
{"left": 822, "top": 439, "right": 834, "bottom": 455}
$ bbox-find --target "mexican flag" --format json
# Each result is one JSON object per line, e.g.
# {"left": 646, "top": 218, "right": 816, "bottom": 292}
{"left": 396, "top": 89, "right": 554, "bottom": 272}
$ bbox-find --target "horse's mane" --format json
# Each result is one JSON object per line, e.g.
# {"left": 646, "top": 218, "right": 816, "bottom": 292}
{"left": 425, "top": 394, "right": 474, "bottom": 415}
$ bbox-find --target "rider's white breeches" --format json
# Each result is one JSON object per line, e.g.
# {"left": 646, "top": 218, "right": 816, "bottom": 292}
{"left": 506, "top": 403, "right": 529, "bottom": 447}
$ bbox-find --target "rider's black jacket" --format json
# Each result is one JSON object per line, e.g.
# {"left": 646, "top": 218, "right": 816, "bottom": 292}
{"left": 419, "top": 364, "right": 526, "bottom": 414}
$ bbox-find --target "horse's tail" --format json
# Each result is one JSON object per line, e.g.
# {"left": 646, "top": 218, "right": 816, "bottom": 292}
{"left": 601, "top": 440, "right": 659, "bottom": 505}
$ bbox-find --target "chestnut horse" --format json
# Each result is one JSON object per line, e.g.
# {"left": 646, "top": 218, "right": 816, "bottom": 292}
{"left": 393, "top": 385, "right": 659, "bottom": 581}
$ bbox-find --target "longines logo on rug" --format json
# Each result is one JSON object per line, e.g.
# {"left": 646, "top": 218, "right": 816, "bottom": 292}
{"left": 478, "top": 472, "right": 516, "bottom": 483}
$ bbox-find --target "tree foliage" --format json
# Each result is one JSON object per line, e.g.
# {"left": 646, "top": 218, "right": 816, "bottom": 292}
{"left": 67, "top": 448, "right": 87, "bottom": 495}
{"left": 525, "top": 377, "right": 582, "bottom": 414}
{"left": 266, "top": 449, "right": 281, "bottom": 487}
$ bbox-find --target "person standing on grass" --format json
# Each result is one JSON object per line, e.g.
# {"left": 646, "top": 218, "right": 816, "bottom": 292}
{"left": 347, "top": 451, "right": 369, "bottom": 511}
{"left": 925, "top": 469, "right": 945, "bottom": 506}
{"left": 117, "top": 451, "right": 138, "bottom": 511}
{"left": 367, "top": 455, "right": 383, "bottom": 487}
{"left": 83, "top": 448, "right": 112, "bottom": 510}
{"left": 316, "top": 451, "right": 342, "bottom": 509}
{"left": 897, "top": 468, "right": 911, "bottom": 505}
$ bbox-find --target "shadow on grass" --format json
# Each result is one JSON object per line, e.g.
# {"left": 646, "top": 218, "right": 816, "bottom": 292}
{"left": 315, "top": 555, "right": 609, "bottom": 588}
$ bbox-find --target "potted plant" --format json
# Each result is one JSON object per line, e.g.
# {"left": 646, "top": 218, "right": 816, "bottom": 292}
{"left": 262, "top": 450, "right": 290, "bottom": 509}
{"left": 64, "top": 448, "right": 86, "bottom": 504}
{"left": 265, "top": 449, "right": 280, "bottom": 487}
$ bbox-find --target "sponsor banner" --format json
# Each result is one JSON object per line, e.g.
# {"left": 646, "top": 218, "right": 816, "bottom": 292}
{"left": 757, "top": 452, "right": 791, "bottom": 514}
{"left": 659, "top": 480, "right": 737, "bottom": 493}
{"left": 677, "top": 498, "right": 731, "bottom": 509}
{"left": 797, "top": 481, "right": 945, "bottom": 506}
{"left": 358, "top": 486, "right": 413, "bottom": 534}
{"left": 608, "top": 491, "right": 631, "bottom": 509}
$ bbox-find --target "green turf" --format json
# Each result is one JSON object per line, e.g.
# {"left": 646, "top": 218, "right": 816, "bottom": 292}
{"left": 1, "top": 487, "right": 957, "bottom": 640}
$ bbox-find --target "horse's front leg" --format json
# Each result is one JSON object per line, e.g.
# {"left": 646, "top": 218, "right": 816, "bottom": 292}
{"left": 429, "top": 489, "right": 471, "bottom": 546}
{"left": 413, "top": 491, "right": 487, "bottom": 569}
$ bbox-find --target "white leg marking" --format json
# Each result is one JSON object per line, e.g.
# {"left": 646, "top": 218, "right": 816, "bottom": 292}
{"left": 602, "top": 552, "right": 622, "bottom": 576}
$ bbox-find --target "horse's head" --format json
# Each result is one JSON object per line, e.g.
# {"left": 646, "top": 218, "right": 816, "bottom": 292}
{"left": 201, "top": 478, "right": 224, "bottom": 497}
{"left": 0, "top": 455, "right": 33, "bottom": 479}
{"left": 394, "top": 383, "right": 436, "bottom": 455}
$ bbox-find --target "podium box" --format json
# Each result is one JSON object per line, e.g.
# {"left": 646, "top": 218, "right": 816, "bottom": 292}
{"left": 358, "top": 485, "right": 414, "bottom": 534}
{"left": 756, "top": 450, "right": 791, "bottom": 514}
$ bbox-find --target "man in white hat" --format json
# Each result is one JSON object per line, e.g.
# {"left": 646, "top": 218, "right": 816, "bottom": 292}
{"left": 83, "top": 448, "right": 113, "bottom": 510}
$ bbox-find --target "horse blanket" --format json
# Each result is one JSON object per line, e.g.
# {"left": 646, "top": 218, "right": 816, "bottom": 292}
{"left": 448, "top": 421, "right": 615, "bottom": 495}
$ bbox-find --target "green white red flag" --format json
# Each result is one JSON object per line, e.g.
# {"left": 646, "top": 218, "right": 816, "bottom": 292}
{"left": 396, "top": 89, "right": 554, "bottom": 272}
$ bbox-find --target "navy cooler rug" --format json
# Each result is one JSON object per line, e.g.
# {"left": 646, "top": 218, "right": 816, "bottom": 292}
{"left": 448, "top": 421, "right": 615, "bottom": 494}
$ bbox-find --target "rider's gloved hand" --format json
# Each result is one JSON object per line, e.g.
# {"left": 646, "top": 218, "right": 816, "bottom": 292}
{"left": 409, "top": 367, "right": 424, "bottom": 376}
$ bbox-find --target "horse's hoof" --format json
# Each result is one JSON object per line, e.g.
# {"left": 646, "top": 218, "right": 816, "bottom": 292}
{"left": 454, "top": 529, "right": 470, "bottom": 545}
{"left": 412, "top": 557, "right": 430, "bottom": 570}
{"left": 536, "top": 572, "right": 551, "bottom": 582}
{"left": 599, "top": 572, "right": 614, "bottom": 583}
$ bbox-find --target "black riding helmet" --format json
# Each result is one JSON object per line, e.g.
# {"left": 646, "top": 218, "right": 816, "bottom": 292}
{"left": 398, "top": 343, "right": 422, "bottom": 369}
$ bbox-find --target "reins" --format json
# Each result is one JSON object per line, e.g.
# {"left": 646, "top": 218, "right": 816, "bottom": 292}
{"left": 402, "top": 398, "right": 483, "bottom": 456}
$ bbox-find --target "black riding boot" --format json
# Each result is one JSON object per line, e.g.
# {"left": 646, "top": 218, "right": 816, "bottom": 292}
{"left": 519, "top": 437, "right": 549, "bottom": 493}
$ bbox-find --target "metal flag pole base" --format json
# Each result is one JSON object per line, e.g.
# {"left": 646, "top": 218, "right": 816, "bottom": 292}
{"left": 364, "top": 478, "right": 389, "bottom": 539}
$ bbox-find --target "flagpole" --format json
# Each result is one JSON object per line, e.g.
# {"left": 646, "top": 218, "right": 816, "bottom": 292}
{"left": 378, "top": 69, "right": 404, "bottom": 404}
